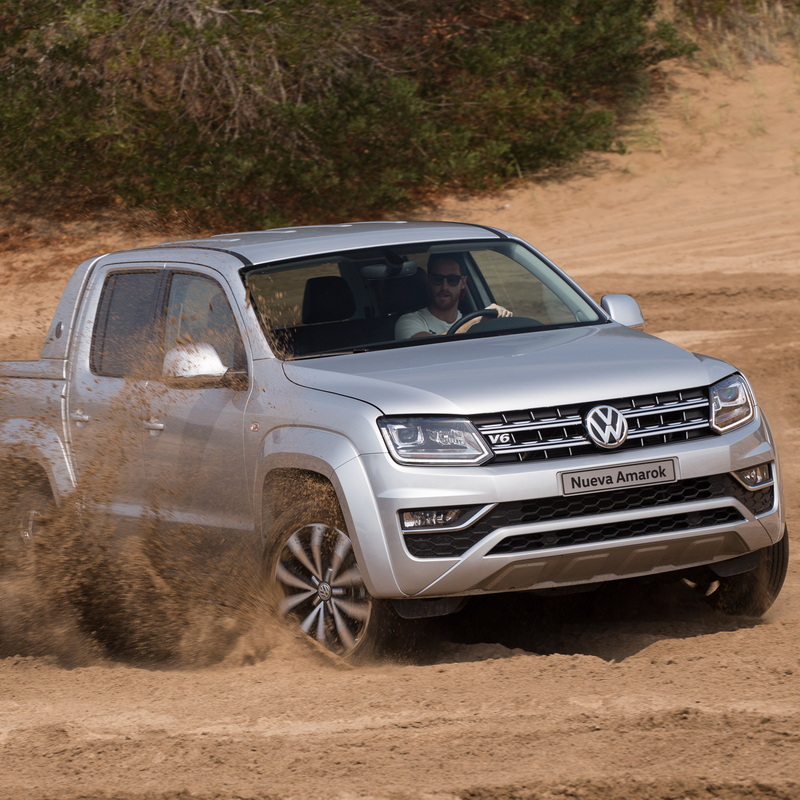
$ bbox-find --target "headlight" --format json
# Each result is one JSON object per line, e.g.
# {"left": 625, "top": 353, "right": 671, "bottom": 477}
{"left": 710, "top": 374, "right": 755, "bottom": 433}
{"left": 378, "top": 417, "right": 492, "bottom": 465}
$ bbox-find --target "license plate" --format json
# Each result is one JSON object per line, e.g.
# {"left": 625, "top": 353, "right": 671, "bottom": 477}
{"left": 560, "top": 458, "right": 677, "bottom": 496}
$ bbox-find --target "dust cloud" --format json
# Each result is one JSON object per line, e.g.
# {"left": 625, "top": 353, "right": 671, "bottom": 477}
{"left": 0, "top": 499, "right": 288, "bottom": 668}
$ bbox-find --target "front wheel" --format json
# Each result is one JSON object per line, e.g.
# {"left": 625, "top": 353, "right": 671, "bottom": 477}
{"left": 706, "top": 530, "right": 789, "bottom": 616}
{"left": 266, "top": 498, "right": 402, "bottom": 661}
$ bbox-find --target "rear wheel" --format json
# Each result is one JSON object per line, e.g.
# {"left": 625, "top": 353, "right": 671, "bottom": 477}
{"left": 706, "top": 530, "right": 789, "bottom": 616}
{"left": 0, "top": 485, "right": 52, "bottom": 575}
{"left": 267, "top": 497, "right": 404, "bottom": 661}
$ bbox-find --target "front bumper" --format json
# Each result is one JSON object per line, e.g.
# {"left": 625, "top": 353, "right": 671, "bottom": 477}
{"left": 335, "top": 413, "right": 783, "bottom": 599}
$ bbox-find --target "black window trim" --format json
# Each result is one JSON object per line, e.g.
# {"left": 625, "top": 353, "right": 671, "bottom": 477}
{"left": 90, "top": 269, "right": 166, "bottom": 379}
{"left": 90, "top": 267, "right": 250, "bottom": 385}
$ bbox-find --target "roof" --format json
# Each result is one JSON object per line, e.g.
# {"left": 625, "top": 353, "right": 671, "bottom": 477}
{"left": 142, "top": 220, "right": 507, "bottom": 265}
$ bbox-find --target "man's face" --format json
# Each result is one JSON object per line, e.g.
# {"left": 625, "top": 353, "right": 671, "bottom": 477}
{"left": 428, "top": 258, "right": 465, "bottom": 312}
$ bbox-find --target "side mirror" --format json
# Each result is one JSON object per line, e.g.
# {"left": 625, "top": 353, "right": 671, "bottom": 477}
{"left": 162, "top": 343, "right": 228, "bottom": 387}
{"left": 601, "top": 294, "right": 645, "bottom": 330}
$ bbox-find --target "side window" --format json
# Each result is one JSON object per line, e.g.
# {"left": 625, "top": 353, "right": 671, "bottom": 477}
{"left": 247, "top": 262, "right": 342, "bottom": 329}
{"left": 91, "top": 272, "right": 162, "bottom": 378}
{"left": 164, "top": 273, "right": 245, "bottom": 370}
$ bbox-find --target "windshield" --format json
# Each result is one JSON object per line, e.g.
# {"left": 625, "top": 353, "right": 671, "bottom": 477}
{"left": 244, "top": 240, "right": 604, "bottom": 359}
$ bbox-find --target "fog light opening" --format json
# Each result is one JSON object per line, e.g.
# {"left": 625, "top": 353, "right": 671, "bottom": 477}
{"left": 733, "top": 462, "right": 773, "bottom": 489}
{"left": 401, "top": 508, "right": 465, "bottom": 529}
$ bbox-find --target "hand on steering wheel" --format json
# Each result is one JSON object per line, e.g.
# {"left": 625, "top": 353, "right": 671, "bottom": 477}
{"left": 447, "top": 304, "right": 511, "bottom": 335}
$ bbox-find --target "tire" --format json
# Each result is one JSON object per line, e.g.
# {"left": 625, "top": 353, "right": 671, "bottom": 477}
{"left": 0, "top": 485, "right": 52, "bottom": 575}
{"left": 266, "top": 496, "right": 406, "bottom": 662}
{"left": 706, "top": 529, "right": 789, "bottom": 617}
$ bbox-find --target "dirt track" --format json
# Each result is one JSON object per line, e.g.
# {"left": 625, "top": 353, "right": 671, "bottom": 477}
{"left": 0, "top": 61, "right": 798, "bottom": 799}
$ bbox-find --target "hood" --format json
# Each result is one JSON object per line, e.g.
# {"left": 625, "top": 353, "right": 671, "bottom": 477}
{"left": 282, "top": 325, "right": 733, "bottom": 416}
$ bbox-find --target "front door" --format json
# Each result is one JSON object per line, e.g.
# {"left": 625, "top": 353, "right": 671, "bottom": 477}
{"left": 138, "top": 270, "right": 255, "bottom": 578}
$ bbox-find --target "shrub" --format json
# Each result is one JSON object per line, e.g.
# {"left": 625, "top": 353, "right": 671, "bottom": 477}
{"left": 0, "top": 0, "right": 694, "bottom": 227}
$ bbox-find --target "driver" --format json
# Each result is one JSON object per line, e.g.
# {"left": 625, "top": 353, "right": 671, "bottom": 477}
{"left": 394, "top": 255, "right": 511, "bottom": 339}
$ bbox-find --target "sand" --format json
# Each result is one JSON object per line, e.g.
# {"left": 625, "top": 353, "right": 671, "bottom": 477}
{"left": 0, "top": 58, "right": 798, "bottom": 799}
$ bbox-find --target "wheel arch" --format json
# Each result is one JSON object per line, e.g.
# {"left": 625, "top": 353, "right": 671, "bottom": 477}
{"left": 0, "top": 454, "right": 59, "bottom": 505}
{"left": 255, "top": 425, "right": 364, "bottom": 536}
{"left": 261, "top": 467, "right": 340, "bottom": 535}
{"left": 0, "top": 419, "right": 74, "bottom": 503}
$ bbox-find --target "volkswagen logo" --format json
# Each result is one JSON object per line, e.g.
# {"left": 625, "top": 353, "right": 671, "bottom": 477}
{"left": 585, "top": 405, "right": 629, "bottom": 449}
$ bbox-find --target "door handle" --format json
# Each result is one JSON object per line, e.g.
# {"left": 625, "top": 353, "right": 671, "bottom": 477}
{"left": 143, "top": 419, "right": 165, "bottom": 432}
{"left": 70, "top": 410, "right": 90, "bottom": 423}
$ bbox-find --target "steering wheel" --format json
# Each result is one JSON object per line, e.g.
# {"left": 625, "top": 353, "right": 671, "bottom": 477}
{"left": 446, "top": 308, "right": 500, "bottom": 336}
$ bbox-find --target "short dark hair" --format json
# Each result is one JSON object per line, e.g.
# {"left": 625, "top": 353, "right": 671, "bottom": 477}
{"left": 427, "top": 254, "right": 465, "bottom": 275}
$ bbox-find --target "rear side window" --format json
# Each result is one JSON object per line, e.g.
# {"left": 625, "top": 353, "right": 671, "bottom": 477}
{"left": 91, "top": 272, "right": 162, "bottom": 377}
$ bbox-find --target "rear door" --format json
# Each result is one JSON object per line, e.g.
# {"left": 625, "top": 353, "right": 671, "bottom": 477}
{"left": 65, "top": 268, "right": 164, "bottom": 526}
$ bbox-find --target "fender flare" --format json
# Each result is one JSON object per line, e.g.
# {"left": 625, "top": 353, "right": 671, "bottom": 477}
{"left": 0, "top": 419, "right": 75, "bottom": 502}
{"left": 254, "top": 425, "right": 401, "bottom": 596}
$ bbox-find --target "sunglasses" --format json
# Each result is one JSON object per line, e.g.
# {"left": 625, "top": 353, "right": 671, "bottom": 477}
{"left": 428, "top": 273, "right": 464, "bottom": 286}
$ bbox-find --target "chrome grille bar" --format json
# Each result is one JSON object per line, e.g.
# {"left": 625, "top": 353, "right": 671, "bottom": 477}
{"left": 478, "top": 415, "right": 583, "bottom": 434}
{"left": 622, "top": 398, "right": 710, "bottom": 417}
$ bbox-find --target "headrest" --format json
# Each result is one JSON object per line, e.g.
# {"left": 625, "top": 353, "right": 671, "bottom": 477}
{"left": 302, "top": 275, "right": 356, "bottom": 324}
{"left": 384, "top": 268, "right": 429, "bottom": 315}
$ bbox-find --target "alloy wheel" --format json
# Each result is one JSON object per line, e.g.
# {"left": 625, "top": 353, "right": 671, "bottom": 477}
{"left": 275, "top": 522, "right": 371, "bottom": 657}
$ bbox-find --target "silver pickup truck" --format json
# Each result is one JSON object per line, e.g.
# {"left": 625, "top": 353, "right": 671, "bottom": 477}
{"left": 0, "top": 221, "right": 788, "bottom": 660}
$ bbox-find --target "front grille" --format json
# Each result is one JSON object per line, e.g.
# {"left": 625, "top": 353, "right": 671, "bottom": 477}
{"left": 471, "top": 386, "right": 712, "bottom": 463}
{"left": 402, "top": 474, "right": 772, "bottom": 559}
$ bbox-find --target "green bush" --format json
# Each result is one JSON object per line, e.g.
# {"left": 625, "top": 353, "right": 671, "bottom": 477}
{"left": 0, "top": 0, "right": 694, "bottom": 227}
